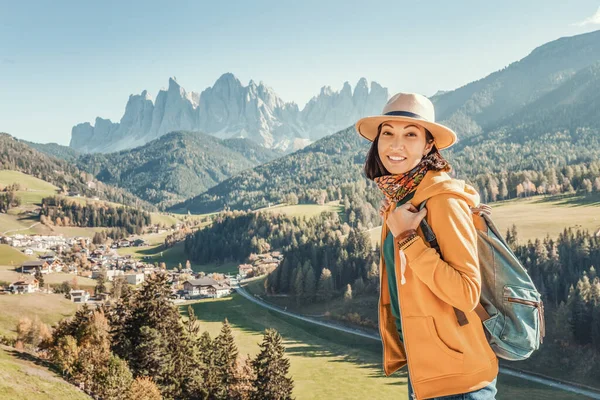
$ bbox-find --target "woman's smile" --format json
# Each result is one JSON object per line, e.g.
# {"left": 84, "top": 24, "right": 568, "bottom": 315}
{"left": 387, "top": 155, "right": 406, "bottom": 164}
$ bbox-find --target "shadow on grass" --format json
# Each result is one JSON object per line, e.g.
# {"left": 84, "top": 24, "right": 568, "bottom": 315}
{"left": 531, "top": 192, "right": 600, "bottom": 207}
{"left": 182, "top": 294, "right": 408, "bottom": 386}
{"left": 7, "top": 348, "right": 64, "bottom": 376}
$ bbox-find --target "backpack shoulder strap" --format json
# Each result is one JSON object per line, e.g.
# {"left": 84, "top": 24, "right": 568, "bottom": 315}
{"left": 417, "top": 198, "right": 470, "bottom": 327}
{"left": 417, "top": 199, "right": 440, "bottom": 253}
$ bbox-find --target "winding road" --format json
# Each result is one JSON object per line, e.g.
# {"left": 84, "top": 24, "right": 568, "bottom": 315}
{"left": 235, "top": 283, "right": 600, "bottom": 399}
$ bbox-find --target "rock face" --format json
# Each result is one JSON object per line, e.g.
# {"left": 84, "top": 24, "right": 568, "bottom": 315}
{"left": 70, "top": 74, "right": 389, "bottom": 153}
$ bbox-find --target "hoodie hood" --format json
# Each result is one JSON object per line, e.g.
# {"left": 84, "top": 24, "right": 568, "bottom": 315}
{"left": 410, "top": 170, "right": 480, "bottom": 208}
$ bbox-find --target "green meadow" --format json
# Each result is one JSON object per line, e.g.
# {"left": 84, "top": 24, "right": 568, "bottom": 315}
{"left": 366, "top": 192, "right": 600, "bottom": 247}
{"left": 116, "top": 241, "right": 238, "bottom": 274}
{"left": 185, "top": 294, "right": 583, "bottom": 400}
{"left": 0, "top": 293, "right": 79, "bottom": 340}
{"left": 0, "top": 345, "right": 90, "bottom": 400}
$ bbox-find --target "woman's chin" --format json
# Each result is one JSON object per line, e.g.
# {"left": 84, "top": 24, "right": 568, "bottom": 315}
{"left": 385, "top": 164, "right": 410, "bottom": 174}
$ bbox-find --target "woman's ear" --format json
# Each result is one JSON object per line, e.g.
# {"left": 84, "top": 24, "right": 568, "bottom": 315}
{"left": 424, "top": 141, "right": 434, "bottom": 156}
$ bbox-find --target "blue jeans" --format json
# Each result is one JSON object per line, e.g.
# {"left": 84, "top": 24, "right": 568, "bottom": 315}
{"left": 407, "top": 373, "right": 497, "bottom": 400}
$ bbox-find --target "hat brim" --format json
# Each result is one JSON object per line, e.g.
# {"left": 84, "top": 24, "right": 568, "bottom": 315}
{"left": 355, "top": 115, "right": 457, "bottom": 150}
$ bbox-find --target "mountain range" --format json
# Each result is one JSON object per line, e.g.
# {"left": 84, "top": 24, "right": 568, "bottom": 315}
{"left": 169, "top": 29, "right": 600, "bottom": 213}
{"left": 22, "top": 29, "right": 600, "bottom": 213}
{"left": 69, "top": 75, "right": 388, "bottom": 154}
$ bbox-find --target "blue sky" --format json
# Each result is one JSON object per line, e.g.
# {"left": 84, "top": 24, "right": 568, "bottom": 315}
{"left": 1, "top": 0, "right": 600, "bottom": 145}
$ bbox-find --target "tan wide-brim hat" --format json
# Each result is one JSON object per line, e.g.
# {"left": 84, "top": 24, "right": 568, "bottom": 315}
{"left": 355, "top": 92, "right": 457, "bottom": 150}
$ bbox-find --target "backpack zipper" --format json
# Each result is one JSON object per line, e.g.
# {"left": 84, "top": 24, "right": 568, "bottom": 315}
{"left": 504, "top": 297, "right": 545, "bottom": 344}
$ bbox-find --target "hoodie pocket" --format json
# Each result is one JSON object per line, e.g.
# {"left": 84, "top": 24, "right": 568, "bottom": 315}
{"left": 404, "top": 316, "right": 464, "bottom": 382}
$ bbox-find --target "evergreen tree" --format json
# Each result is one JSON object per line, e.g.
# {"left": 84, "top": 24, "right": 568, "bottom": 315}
{"left": 34, "top": 270, "right": 44, "bottom": 290}
{"left": 292, "top": 265, "right": 304, "bottom": 304}
{"left": 316, "top": 268, "right": 334, "bottom": 302}
{"left": 213, "top": 319, "right": 239, "bottom": 397}
{"left": 302, "top": 264, "right": 316, "bottom": 304}
{"left": 344, "top": 284, "right": 353, "bottom": 302}
{"left": 251, "top": 329, "right": 293, "bottom": 400}
{"left": 95, "top": 355, "right": 133, "bottom": 400}
{"left": 229, "top": 355, "right": 256, "bottom": 400}
{"left": 95, "top": 269, "right": 107, "bottom": 295}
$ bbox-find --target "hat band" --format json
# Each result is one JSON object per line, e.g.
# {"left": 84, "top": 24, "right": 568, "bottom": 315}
{"left": 384, "top": 110, "right": 426, "bottom": 120}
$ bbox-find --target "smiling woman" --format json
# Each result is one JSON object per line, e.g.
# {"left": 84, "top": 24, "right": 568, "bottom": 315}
{"left": 355, "top": 93, "right": 499, "bottom": 400}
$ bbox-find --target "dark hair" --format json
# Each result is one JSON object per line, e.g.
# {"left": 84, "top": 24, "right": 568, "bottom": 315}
{"left": 363, "top": 124, "right": 452, "bottom": 180}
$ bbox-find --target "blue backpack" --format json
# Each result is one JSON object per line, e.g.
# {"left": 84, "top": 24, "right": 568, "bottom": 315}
{"left": 418, "top": 200, "right": 545, "bottom": 361}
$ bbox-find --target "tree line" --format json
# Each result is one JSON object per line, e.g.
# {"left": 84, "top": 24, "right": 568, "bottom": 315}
{"left": 0, "top": 133, "right": 156, "bottom": 211}
{"left": 0, "top": 185, "right": 21, "bottom": 213}
{"left": 31, "top": 273, "right": 294, "bottom": 400}
{"left": 40, "top": 196, "right": 151, "bottom": 234}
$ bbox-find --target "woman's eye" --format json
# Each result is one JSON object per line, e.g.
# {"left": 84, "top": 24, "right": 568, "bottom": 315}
{"left": 406, "top": 132, "right": 417, "bottom": 137}
{"left": 382, "top": 131, "right": 392, "bottom": 136}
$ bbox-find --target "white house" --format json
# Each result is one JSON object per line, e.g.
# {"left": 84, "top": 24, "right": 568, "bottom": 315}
{"left": 125, "top": 273, "right": 145, "bottom": 286}
{"left": 69, "top": 289, "right": 90, "bottom": 303}
{"left": 183, "top": 278, "right": 231, "bottom": 298}
{"left": 183, "top": 277, "right": 219, "bottom": 297}
{"left": 9, "top": 278, "right": 39, "bottom": 293}
{"left": 23, "top": 248, "right": 34, "bottom": 256}
{"left": 92, "top": 269, "right": 125, "bottom": 281}
{"left": 208, "top": 284, "right": 231, "bottom": 298}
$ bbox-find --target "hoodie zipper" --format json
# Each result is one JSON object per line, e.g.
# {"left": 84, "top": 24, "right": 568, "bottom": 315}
{"left": 393, "top": 228, "right": 419, "bottom": 400}
{"left": 381, "top": 206, "right": 414, "bottom": 397}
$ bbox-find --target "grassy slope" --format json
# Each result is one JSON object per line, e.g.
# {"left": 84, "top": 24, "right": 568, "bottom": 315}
{"left": 0, "top": 293, "right": 79, "bottom": 339}
{"left": 116, "top": 241, "right": 238, "bottom": 274}
{"left": 367, "top": 192, "right": 600, "bottom": 246}
{"left": 0, "top": 346, "right": 90, "bottom": 400}
{"left": 186, "top": 294, "right": 582, "bottom": 400}
{"left": 0, "top": 265, "right": 97, "bottom": 290}
{"left": 0, "top": 244, "right": 36, "bottom": 266}
{"left": 0, "top": 170, "right": 59, "bottom": 206}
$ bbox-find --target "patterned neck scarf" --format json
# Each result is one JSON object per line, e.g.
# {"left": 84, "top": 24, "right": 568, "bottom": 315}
{"left": 374, "top": 160, "right": 429, "bottom": 204}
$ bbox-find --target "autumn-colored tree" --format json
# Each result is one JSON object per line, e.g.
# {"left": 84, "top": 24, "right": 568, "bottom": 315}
{"left": 129, "top": 376, "right": 163, "bottom": 400}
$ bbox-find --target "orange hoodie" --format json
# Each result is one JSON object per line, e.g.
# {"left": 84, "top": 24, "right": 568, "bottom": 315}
{"left": 379, "top": 169, "right": 498, "bottom": 399}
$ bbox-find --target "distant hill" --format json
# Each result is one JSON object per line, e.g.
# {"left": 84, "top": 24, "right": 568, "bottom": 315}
{"left": 0, "top": 133, "right": 156, "bottom": 211}
{"left": 23, "top": 141, "right": 81, "bottom": 162}
{"left": 432, "top": 29, "right": 600, "bottom": 137}
{"left": 168, "top": 126, "right": 369, "bottom": 213}
{"left": 75, "top": 131, "right": 284, "bottom": 208}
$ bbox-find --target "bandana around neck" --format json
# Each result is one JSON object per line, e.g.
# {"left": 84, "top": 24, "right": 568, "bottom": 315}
{"left": 374, "top": 160, "right": 429, "bottom": 204}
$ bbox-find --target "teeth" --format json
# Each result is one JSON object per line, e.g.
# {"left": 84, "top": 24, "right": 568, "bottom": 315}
{"left": 388, "top": 156, "right": 405, "bottom": 161}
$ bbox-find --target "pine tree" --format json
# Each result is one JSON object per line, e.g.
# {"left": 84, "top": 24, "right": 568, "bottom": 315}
{"left": 34, "top": 270, "right": 44, "bottom": 290}
{"left": 229, "top": 354, "right": 256, "bottom": 400}
{"left": 293, "top": 265, "right": 304, "bottom": 304}
{"left": 95, "top": 269, "right": 107, "bottom": 295}
{"left": 302, "top": 264, "right": 316, "bottom": 304}
{"left": 111, "top": 273, "right": 195, "bottom": 399}
{"left": 251, "top": 329, "right": 293, "bottom": 400}
{"left": 214, "top": 319, "right": 239, "bottom": 397}
{"left": 316, "top": 268, "right": 334, "bottom": 302}
{"left": 95, "top": 355, "right": 133, "bottom": 400}
{"left": 344, "top": 284, "right": 353, "bottom": 302}
{"left": 186, "top": 305, "right": 201, "bottom": 337}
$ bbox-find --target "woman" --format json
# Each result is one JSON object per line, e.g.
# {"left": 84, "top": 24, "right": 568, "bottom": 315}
{"left": 355, "top": 93, "right": 498, "bottom": 400}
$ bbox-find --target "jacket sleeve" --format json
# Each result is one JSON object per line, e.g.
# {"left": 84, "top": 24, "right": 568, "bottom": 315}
{"left": 402, "top": 193, "right": 481, "bottom": 312}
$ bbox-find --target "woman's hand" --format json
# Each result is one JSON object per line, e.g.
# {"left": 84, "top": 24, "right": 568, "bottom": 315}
{"left": 379, "top": 198, "right": 391, "bottom": 217}
{"left": 386, "top": 203, "right": 427, "bottom": 238}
